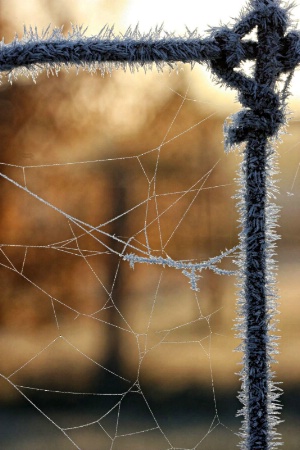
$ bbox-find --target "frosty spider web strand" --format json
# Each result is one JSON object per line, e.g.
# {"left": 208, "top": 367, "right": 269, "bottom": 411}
{"left": 0, "top": 165, "right": 237, "bottom": 293}
{"left": 0, "top": 258, "right": 134, "bottom": 335}
{"left": 2, "top": 372, "right": 159, "bottom": 448}
{"left": 0, "top": 139, "right": 235, "bottom": 448}
{"left": 0, "top": 127, "right": 221, "bottom": 264}
{"left": 0, "top": 374, "right": 82, "bottom": 450}
{"left": 1, "top": 87, "right": 234, "bottom": 450}
{"left": 143, "top": 85, "right": 191, "bottom": 254}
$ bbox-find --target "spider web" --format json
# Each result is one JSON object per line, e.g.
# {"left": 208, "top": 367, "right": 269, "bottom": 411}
{"left": 0, "top": 68, "right": 241, "bottom": 449}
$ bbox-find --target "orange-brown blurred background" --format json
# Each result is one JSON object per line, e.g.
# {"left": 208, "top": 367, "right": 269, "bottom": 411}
{"left": 0, "top": 1, "right": 300, "bottom": 449}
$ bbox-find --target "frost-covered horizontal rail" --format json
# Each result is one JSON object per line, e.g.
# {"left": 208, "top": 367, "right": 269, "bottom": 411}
{"left": 0, "top": 36, "right": 258, "bottom": 71}
{"left": 0, "top": 28, "right": 299, "bottom": 83}
{"left": 0, "top": 31, "right": 296, "bottom": 73}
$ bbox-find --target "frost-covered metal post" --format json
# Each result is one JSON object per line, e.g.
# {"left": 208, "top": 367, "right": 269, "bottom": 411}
{"left": 233, "top": 2, "right": 289, "bottom": 448}
{"left": 208, "top": 1, "right": 296, "bottom": 447}
{"left": 240, "top": 8, "right": 281, "bottom": 449}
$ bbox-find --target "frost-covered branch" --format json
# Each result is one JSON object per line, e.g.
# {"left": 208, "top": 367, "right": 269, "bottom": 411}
{"left": 124, "top": 246, "right": 238, "bottom": 291}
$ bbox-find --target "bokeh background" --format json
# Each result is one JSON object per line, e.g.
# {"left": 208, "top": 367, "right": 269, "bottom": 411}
{"left": 0, "top": 1, "right": 300, "bottom": 449}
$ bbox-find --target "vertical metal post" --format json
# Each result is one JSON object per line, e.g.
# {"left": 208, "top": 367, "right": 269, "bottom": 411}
{"left": 241, "top": 2, "right": 285, "bottom": 447}
{"left": 244, "top": 134, "right": 269, "bottom": 449}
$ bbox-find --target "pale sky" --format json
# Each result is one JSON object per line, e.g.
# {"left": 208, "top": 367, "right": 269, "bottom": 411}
{"left": 3, "top": 0, "right": 247, "bottom": 35}
{"left": 123, "top": 0, "right": 245, "bottom": 32}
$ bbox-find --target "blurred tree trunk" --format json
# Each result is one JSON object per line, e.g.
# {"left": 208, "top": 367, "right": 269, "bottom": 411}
{"left": 102, "top": 166, "right": 128, "bottom": 381}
